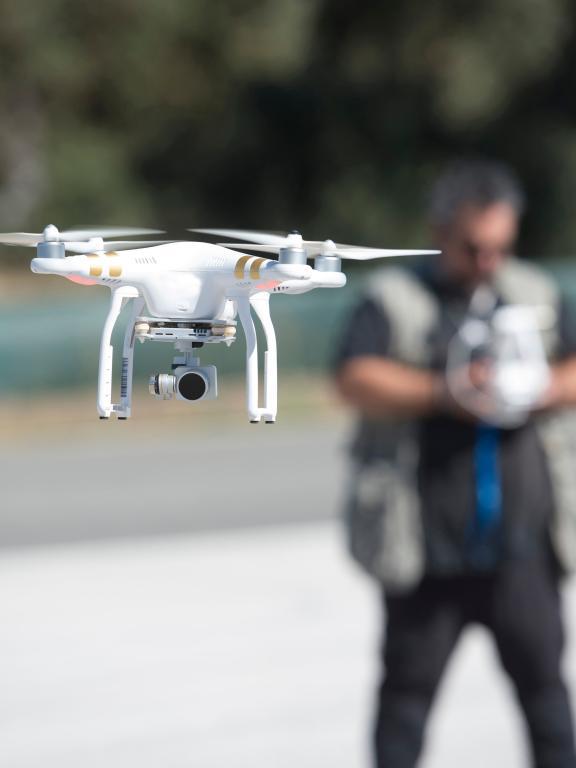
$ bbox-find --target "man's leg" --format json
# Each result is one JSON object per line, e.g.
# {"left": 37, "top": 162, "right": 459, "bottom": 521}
{"left": 375, "top": 578, "right": 464, "bottom": 768}
{"left": 489, "top": 559, "right": 576, "bottom": 768}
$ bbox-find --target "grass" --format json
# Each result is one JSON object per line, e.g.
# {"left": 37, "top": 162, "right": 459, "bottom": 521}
{"left": 0, "top": 372, "right": 348, "bottom": 442}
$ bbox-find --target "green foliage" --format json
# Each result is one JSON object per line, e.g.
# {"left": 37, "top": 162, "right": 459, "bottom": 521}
{"left": 0, "top": 0, "right": 575, "bottom": 256}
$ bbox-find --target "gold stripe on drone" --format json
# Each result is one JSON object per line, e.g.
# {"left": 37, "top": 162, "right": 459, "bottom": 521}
{"left": 235, "top": 255, "right": 267, "bottom": 280}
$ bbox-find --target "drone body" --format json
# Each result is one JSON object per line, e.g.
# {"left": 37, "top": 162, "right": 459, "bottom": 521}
{"left": 32, "top": 241, "right": 346, "bottom": 315}
{"left": 1, "top": 225, "right": 438, "bottom": 422}
{"left": 32, "top": 239, "right": 346, "bottom": 422}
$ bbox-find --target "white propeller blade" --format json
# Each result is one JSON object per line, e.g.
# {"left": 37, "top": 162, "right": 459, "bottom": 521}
{"left": 217, "top": 243, "right": 281, "bottom": 254}
{"left": 0, "top": 226, "right": 164, "bottom": 249}
{"left": 0, "top": 233, "right": 46, "bottom": 247}
{"left": 64, "top": 240, "right": 173, "bottom": 254}
{"left": 335, "top": 248, "right": 440, "bottom": 260}
{"left": 195, "top": 228, "right": 438, "bottom": 261}
{"left": 60, "top": 227, "right": 163, "bottom": 241}
{"left": 192, "top": 228, "right": 290, "bottom": 247}
{"left": 193, "top": 228, "right": 328, "bottom": 251}
{"left": 216, "top": 240, "right": 439, "bottom": 261}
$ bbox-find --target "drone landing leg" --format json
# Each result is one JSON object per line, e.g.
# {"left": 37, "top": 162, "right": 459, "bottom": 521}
{"left": 117, "top": 296, "right": 145, "bottom": 419}
{"left": 250, "top": 293, "right": 277, "bottom": 423}
{"left": 237, "top": 297, "right": 261, "bottom": 422}
{"left": 237, "top": 295, "right": 278, "bottom": 423}
{"left": 97, "top": 287, "right": 140, "bottom": 419}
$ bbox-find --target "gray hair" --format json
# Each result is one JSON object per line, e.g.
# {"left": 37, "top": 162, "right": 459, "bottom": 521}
{"left": 428, "top": 160, "right": 525, "bottom": 228}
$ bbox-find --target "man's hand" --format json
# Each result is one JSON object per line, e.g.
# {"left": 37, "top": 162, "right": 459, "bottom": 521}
{"left": 335, "top": 356, "right": 446, "bottom": 418}
{"left": 335, "top": 355, "right": 501, "bottom": 422}
{"left": 444, "top": 358, "right": 503, "bottom": 423}
{"left": 534, "top": 357, "right": 576, "bottom": 412}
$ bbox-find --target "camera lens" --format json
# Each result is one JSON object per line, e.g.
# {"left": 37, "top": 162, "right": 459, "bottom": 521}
{"left": 177, "top": 371, "right": 207, "bottom": 401}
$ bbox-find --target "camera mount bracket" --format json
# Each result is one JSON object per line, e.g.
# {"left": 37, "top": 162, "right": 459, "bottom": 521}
{"left": 134, "top": 317, "right": 237, "bottom": 346}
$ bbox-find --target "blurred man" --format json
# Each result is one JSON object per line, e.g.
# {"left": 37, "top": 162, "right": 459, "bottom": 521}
{"left": 335, "top": 160, "right": 576, "bottom": 768}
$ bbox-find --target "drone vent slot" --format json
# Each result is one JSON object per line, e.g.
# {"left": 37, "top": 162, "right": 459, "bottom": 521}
{"left": 135, "top": 256, "right": 158, "bottom": 265}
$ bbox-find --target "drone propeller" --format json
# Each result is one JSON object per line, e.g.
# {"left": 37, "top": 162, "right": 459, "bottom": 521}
{"left": 317, "top": 245, "right": 440, "bottom": 260}
{"left": 192, "top": 229, "right": 303, "bottom": 247}
{"left": 193, "top": 228, "right": 329, "bottom": 256}
{"left": 0, "top": 225, "right": 163, "bottom": 248}
{"left": 64, "top": 240, "right": 174, "bottom": 254}
{"left": 192, "top": 228, "right": 439, "bottom": 261}
{"left": 217, "top": 242, "right": 439, "bottom": 260}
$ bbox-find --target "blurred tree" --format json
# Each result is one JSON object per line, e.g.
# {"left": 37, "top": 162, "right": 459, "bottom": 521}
{"left": 0, "top": 0, "right": 575, "bottom": 257}
{"left": 302, "top": 0, "right": 576, "bottom": 252}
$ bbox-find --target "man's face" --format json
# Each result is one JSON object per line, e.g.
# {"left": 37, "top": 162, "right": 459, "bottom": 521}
{"left": 436, "top": 202, "right": 519, "bottom": 291}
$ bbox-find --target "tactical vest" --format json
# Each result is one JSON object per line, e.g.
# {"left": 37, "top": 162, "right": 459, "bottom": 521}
{"left": 345, "top": 258, "right": 576, "bottom": 593}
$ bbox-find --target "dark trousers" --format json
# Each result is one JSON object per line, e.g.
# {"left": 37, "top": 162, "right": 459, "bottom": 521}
{"left": 375, "top": 559, "right": 576, "bottom": 768}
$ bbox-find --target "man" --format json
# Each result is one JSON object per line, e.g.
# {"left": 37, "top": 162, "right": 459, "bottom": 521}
{"left": 334, "top": 160, "right": 576, "bottom": 768}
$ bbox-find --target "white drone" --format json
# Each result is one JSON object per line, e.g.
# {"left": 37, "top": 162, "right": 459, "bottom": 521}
{"left": 0, "top": 225, "right": 437, "bottom": 422}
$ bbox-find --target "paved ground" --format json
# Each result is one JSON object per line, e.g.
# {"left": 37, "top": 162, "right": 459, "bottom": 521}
{"left": 0, "top": 384, "right": 349, "bottom": 547}
{"left": 3, "top": 391, "right": 576, "bottom": 767}
{"left": 4, "top": 521, "right": 576, "bottom": 768}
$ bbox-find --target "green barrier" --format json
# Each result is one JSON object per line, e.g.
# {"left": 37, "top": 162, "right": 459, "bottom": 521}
{"left": 0, "top": 280, "right": 362, "bottom": 393}
{"left": 0, "top": 260, "right": 574, "bottom": 395}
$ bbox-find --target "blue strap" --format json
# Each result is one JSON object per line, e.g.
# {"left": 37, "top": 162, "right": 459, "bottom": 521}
{"left": 469, "top": 423, "right": 502, "bottom": 567}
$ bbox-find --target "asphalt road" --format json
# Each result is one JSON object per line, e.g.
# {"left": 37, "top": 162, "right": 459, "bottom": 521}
{"left": 0, "top": 415, "right": 350, "bottom": 548}
{"left": 6, "top": 521, "right": 571, "bottom": 768}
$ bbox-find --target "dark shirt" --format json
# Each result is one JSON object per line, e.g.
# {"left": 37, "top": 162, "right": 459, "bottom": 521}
{"left": 335, "top": 265, "right": 576, "bottom": 575}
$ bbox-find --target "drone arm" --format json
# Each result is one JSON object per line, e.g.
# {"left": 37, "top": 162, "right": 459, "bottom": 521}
{"left": 97, "top": 286, "right": 140, "bottom": 419}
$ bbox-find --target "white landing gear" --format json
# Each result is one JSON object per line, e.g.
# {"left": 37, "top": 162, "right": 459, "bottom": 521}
{"left": 97, "top": 286, "right": 144, "bottom": 419}
{"left": 236, "top": 293, "right": 278, "bottom": 423}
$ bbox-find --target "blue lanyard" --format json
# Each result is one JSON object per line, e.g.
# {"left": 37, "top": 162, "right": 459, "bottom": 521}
{"left": 469, "top": 423, "right": 502, "bottom": 566}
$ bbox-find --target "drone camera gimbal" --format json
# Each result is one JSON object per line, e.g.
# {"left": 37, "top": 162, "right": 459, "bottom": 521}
{"left": 149, "top": 349, "right": 217, "bottom": 403}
